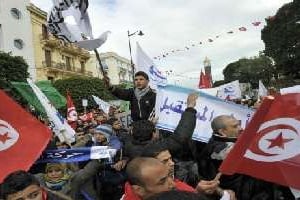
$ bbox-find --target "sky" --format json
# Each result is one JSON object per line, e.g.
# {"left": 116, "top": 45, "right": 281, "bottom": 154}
{"left": 30, "top": 0, "right": 292, "bottom": 88}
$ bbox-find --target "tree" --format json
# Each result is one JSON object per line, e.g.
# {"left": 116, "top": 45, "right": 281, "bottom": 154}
{"left": 53, "top": 76, "right": 117, "bottom": 112}
{"left": 0, "top": 51, "right": 29, "bottom": 90}
{"left": 261, "top": 1, "right": 300, "bottom": 79}
{"left": 223, "top": 55, "right": 274, "bottom": 88}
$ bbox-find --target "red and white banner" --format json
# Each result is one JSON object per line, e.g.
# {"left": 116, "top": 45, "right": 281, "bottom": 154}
{"left": 220, "top": 93, "right": 300, "bottom": 189}
{"left": 0, "top": 90, "right": 51, "bottom": 182}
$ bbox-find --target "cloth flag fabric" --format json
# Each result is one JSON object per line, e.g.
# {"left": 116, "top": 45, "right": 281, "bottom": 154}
{"left": 0, "top": 90, "right": 51, "bottom": 182}
{"left": 38, "top": 146, "right": 117, "bottom": 163}
{"left": 216, "top": 80, "right": 242, "bottom": 100}
{"left": 198, "top": 70, "right": 210, "bottom": 89}
{"left": 66, "top": 91, "right": 77, "bottom": 122}
{"left": 258, "top": 80, "right": 268, "bottom": 98}
{"left": 27, "top": 79, "right": 75, "bottom": 144}
{"left": 11, "top": 81, "right": 66, "bottom": 116}
{"left": 92, "top": 95, "right": 111, "bottom": 114}
{"left": 47, "top": 0, "right": 110, "bottom": 51}
{"left": 66, "top": 91, "right": 77, "bottom": 129}
{"left": 136, "top": 42, "right": 167, "bottom": 89}
{"left": 219, "top": 93, "right": 300, "bottom": 190}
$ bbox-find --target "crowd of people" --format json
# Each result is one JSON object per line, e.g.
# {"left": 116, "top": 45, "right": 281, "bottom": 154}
{"left": 0, "top": 71, "right": 297, "bottom": 200}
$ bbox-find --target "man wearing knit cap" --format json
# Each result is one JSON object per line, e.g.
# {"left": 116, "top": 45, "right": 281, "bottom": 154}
{"left": 86, "top": 124, "right": 122, "bottom": 150}
{"left": 104, "top": 71, "right": 156, "bottom": 121}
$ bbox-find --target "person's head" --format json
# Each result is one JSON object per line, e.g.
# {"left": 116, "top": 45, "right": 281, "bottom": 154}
{"left": 211, "top": 115, "right": 241, "bottom": 138}
{"left": 45, "top": 163, "right": 66, "bottom": 182}
{"left": 126, "top": 157, "right": 175, "bottom": 199}
{"left": 134, "top": 71, "right": 149, "bottom": 89}
{"left": 95, "top": 115, "right": 107, "bottom": 124}
{"left": 93, "top": 124, "right": 112, "bottom": 144}
{"left": 131, "top": 120, "right": 156, "bottom": 142}
{"left": 142, "top": 143, "right": 175, "bottom": 177}
{"left": 107, "top": 118, "right": 122, "bottom": 130}
{"left": 0, "top": 171, "right": 43, "bottom": 200}
{"left": 53, "top": 137, "right": 70, "bottom": 149}
{"left": 147, "top": 190, "right": 210, "bottom": 200}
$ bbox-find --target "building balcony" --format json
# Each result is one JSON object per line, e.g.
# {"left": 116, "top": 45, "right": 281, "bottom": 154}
{"left": 41, "top": 61, "right": 93, "bottom": 77}
{"left": 39, "top": 34, "right": 90, "bottom": 59}
{"left": 39, "top": 34, "right": 61, "bottom": 48}
{"left": 60, "top": 42, "right": 90, "bottom": 59}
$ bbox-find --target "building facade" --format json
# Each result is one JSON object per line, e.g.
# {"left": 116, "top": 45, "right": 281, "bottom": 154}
{"left": 28, "top": 4, "right": 92, "bottom": 82}
{"left": 0, "top": 0, "right": 36, "bottom": 80}
{"left": 87, "top": 52, "right": 133, "bottom": 85}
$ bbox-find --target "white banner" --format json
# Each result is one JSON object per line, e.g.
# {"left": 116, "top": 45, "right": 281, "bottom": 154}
{"left": 92, "top": 95, "right": 111, "bottom": 114}
{"left": 136, "top": 42, "right": 167, "bottom": 88}
{"left": 155, "top": 85, "right": 254, "bottom": 142}
{"left": 27, "top": 79, "right": 76, "bottom": 144}
{"left": 216, "top": 80, "right": 242, "bottom": 100}
{"left": 280, "top": 85, "right": 300, "bottom": 94}
{"left": 115, "top": 111, "right": 132, "bottom": 129}
{"left": 258, "top": 80, "right": 268, "bottom": 98}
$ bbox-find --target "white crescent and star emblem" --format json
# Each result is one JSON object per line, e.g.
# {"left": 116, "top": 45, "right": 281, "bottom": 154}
{"left": 0, "top": 120, "right": 19, "bottom": 151}
{"left": 244, "top": 118, "right": 300, "bottom": 162}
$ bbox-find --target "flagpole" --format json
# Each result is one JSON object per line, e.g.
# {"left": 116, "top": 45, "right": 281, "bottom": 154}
{"left": 94, "top": 49, "right": 108, "bottom": 79}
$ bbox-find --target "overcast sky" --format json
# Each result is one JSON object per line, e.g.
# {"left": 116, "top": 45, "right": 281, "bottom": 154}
{"left": 31, "top": 0, "right": 291, "bottom": 88}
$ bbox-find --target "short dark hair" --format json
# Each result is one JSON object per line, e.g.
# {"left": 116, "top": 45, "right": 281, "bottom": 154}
{"left": 132, "top": 120, "right": 155, "bottom": 142}
{"left": 141, "top": 142, "right": 169, "bottom": 158}
{"left": 0, "top": 170, "right": 40, "bottom": 199}
{"left": 147, "top": 190, "right": 210, "bottom": 200}
{"left": 135, "top": 71, "right": 149, "bottom": 80}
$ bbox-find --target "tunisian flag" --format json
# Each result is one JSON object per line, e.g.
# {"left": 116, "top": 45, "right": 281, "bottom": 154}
{"left": 0, "top": 90, "right": 51, "bottom": 182}
{"left": 198, "top": 70, "right": 211, "bottom": 89}
{"left": 66, "top": 91, "right": 77, "bottom": 129}
{"left": 220, "top": 93, "right": 300, "bottom": 189}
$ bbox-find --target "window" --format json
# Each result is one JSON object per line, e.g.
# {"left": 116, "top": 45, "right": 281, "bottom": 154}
{"left": 10, "top": 8, "right": 21, "bottom": 19}
{"left": 42, "top": 24, "right": 48, "bottom": 39}
{"left": 66, "top": 56, "right": 71, "bottom": 70}
{"left": 47, "top": 76, "right": 54, "bottom": 83}
{"left": 80, "top": 61, "right": 85, "bottom": 73}
{"left": 45, "top": 50, "right": 52, "bottom": 67}
{"left": 14, "top": 39, "right": 24, "bottom": 49}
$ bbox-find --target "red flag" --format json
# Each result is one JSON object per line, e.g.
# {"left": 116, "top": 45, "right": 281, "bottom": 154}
{"left": 220, "top": 93, "right": 300, "bottom": 189}
{"left": 238, "top": 27, "right": 247, "bottom": 31}
{"left": 66, "top": 91, "right": 77, "bottom": 129}
{"left": 198, "top": 70, "right": 210, "bottom": 89}
{"left": 0, "top": 90, "right": 51, "bottom": 182}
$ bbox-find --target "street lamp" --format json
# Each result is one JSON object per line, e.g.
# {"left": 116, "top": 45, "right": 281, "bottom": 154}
{"left": 127, "top": 30, "right": 144, "bottom": 81}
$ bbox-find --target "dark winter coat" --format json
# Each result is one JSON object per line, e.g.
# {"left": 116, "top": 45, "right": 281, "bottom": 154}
{"left": 124, "top": 107, "right": 197, "bottom": 159}
{"left": 110, "top": 87, "right": 156, "bottom": 121}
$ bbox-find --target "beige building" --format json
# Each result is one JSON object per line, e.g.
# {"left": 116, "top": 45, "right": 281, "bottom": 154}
{"left": 87, "top": 52, "right": 133, "bottom": 85}
{"left": 28, "top": 3, "right": 92, "bottom": 82}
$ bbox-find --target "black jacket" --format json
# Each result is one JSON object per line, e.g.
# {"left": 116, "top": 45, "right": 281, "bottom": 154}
{"left": 124, "top": 107, "right": 197, "bottom": 159}
{"left": 110, "top": 87, "right": 156, "bottom": 121}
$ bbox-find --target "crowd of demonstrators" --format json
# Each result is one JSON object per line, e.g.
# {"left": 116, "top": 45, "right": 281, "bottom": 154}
{"left": 0, "top": 71, "right": 298, "bottom": 200}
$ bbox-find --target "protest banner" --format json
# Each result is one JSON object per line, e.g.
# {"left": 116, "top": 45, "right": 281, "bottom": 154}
{"left": 155, "top": 85, "right": 254, "bottom": 142}
{"left": 115, "top": 111, "right": 132, "bottom": 129}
